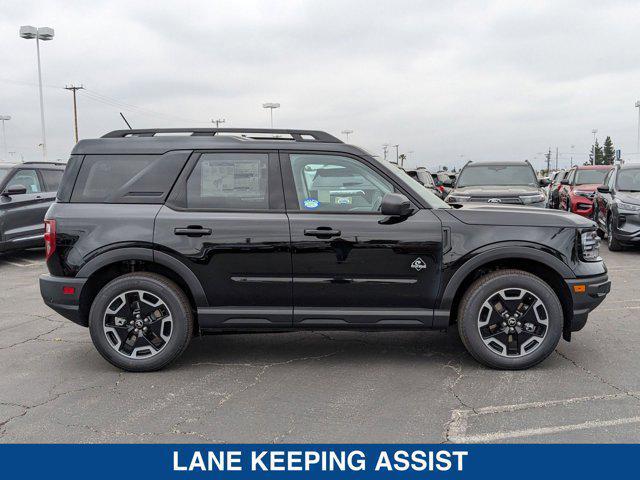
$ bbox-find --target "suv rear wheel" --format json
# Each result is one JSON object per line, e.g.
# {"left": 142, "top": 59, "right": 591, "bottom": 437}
{"left": 88, "top": 272, "right": 193, "bottom": 372}
{"left": 457, "top": 269, "right": 562, "bottom": 369}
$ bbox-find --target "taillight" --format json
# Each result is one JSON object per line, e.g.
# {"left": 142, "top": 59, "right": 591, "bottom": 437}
{"left": 44, "top": 219, "right": 56, "bottom": 260}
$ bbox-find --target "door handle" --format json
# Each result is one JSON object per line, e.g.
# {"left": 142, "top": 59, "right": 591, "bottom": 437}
{"left": 304, "top": 227, "right": 341, "bottom": 238}
{"left": 174, "top": 226, "right": 212, "bottom": 237}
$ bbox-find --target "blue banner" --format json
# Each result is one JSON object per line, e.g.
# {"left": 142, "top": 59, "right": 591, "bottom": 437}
{"left": 0, "top": 444, "right": 636, "bottom": 479}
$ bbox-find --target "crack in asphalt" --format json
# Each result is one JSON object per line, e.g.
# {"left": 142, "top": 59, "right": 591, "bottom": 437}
{"left": 0, "top": 323, "right": 65, "bottom": 351}
{"left": 170, "top": 352, "right": 338, "bottom": 439}
{"left": 554, "top": 350, "right": 640, "bottom": 404}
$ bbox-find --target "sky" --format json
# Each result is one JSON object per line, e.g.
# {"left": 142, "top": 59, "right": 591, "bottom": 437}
{"left": 1, "top": 0, "right": 640, "bottom": 171}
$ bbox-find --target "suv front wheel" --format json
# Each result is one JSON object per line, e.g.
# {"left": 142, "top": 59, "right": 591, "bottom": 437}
{"left": 89, "top": 272, "right": 194, "bottom": 372}
{"left": 457, "top": 269, "right": 562, "bottom": 369}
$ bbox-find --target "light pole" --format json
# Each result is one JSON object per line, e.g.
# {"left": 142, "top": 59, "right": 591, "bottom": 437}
{"left": 341, "top": 129, "right": 353, "bottom": 142}
{"left": 0, "top": 116, "right": 10, "bottom": 161}
{"left": 382, "top": 144, "right": 389, "bottom": 162}
{"left": 212, "top": 118, "right": 225, "bottom": 128}
{"left": 262, "top": 103, "right": 280, "bottom": 128}
{"left": 20, "top": 26, "right": 54, "bottom": 161}
{"left": 393, "top": 144, "right": 399, "bottom": 164}
{"left": 591, "top": 129, "right": 598, "bottom": 165}
{"left": 635, "top": 101, "right": 640, "bottom": 153}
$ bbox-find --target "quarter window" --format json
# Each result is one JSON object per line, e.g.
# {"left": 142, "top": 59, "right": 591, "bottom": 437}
{"left": 40, "top": 169, "right": 64, "bottom": 192}
{"left": 6, "top": 169, "right": 41, "bottom": 193}
{"left": 186, "top": 153, "right": 269, "bottom": 210}
{"left": 289, "top": 154, "right": 393, "bottom": 212}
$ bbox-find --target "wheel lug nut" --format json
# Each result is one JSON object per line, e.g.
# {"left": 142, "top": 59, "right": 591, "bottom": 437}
{"left": 502, "top": 322, "right": 507, "bottom": 327}
{"left": 129, "top": 321, "right": 134, "bottom": 325}
{"left": 134, "top": 328, "right": 139, "bottom": 333}
{"left": 509, "top": 327, "right": 515, "bottom": 333}
{"left": 143, "top": 327, "right": 147, "bottom": 332}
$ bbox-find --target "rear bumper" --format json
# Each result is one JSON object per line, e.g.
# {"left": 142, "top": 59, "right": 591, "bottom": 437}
{"left": 39, "top": 274, "right": 87, "bottom": 327}
{"left": 565, "top": 273, "right": 610, "bottom": 333}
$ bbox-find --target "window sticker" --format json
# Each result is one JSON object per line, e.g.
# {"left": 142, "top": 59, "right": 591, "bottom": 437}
{"left": 201, "top": 159, "right": 262, "bottom": 197}
{"left": 303, "top": 198, "right": 320, "bottom": 209}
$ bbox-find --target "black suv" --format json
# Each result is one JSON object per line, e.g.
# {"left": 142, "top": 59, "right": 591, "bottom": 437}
{"left": 39, "top": 129, "right": 609, "bottom": 372}
{"left": 0, "top": 161, "right": 65, "bottom": 253}
{"left": 446, "top": 161, "right": 548, "bottom": 207}
{"left": 594, "top": 164, "right": 640, "bottom": 251}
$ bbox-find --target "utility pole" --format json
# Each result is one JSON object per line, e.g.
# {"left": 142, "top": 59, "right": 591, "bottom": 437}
{"left": 636, "top": 101, "right": 640, "bottom": 153}
{"left": 64, "top": 85, "right": 84, "bottom": 143}
{"left": 394, "top": 144, "right": 399, "bottom": 164}
{"left": 555, "top": 147, "right": 559, "bottom": 170}
{"left": 212, "top": 118, "right": 225, "bottom": 128}
{"left": 382, "top": 144, "right": 389, "bottom": 162}
{"left": 591, "top": 129, "right": 598, "bottom": 165}
{"left": 545, "top": 148, "right": 552, "bottom": 174}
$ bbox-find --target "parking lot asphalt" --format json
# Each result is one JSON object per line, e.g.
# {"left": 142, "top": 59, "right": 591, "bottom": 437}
{"left": 0, "top": 246, "right": 638, "bottom": 443}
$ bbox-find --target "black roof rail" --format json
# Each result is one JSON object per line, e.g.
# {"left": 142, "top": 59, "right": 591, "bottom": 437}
{"left": 101, "top": 128, "right": 343, "bottom": 143}
{"left": 21, "top": 161, "right": 67, "bottom": 166}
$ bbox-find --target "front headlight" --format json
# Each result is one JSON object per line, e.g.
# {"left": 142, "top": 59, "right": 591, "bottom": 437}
{"left": 519, "top": 193, "right": 545, "bottom": 204}
{"left": 446, "top": 195, "right": 470, "bottom": 203}
{"left": 580, "top": 230, "right": 600, "bottom": 261}
{"left": 616, "top": 199, "right": 640, "bottom": 212}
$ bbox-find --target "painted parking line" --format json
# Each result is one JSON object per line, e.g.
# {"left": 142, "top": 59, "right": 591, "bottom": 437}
{"left": 447, "top": 391, "right": 640, "bottom": 443}
{"left": 0, "top": 257, "right": 44, "bottom": 267}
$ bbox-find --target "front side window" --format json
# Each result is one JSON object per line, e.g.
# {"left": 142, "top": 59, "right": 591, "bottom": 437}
{"left": 456, "top": 165, "right": 538, "bottom": 187}
{"left": 186, "top": 153, "right": 269, "bottom": 210}
{"left": 7, "top": 169, "right": 41, "bottom": 193}
{"left": 616, "top": 168, "right": 640, "bottom": 192}
{"left": 289, "top": 154, "right": 393, "bottom": 212}
{"left": 575, "top": 169, "right": 611, "bottom": 185}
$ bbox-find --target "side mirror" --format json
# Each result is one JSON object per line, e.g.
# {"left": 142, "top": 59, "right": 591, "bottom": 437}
{"left": 596, "top": 185, "right": 610, "bottom": 194}
{"left": 2, "top": 185, "right": 27, "bottom": 197}
{"left": 539, "top": 178, "right": 550, "bottom": 187}
{"left": 380, "top": 193, "right": 412, "bottom": 217}
{"left": 560, "top": 180, "right": 569, "bottom": 186}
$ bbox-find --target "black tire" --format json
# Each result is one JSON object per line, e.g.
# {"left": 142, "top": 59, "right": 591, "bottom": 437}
{"left": 457, "top": 269, "right": 563, "bottom": 370}
{"left": 607, "top": 215, "right": 623, "bottom": 251}
{"left": 89, "top": 272, "right": 194, "bottom": 372}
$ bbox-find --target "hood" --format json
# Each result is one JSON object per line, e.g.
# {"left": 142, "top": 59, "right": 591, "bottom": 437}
{"left": 447, "top": 203, "right": 595, "bottom": 228}
{"left": 452, "top": 185, "right": 541, "bottom": 197}
{"left": 617, "top": 191, "right": 640, "bottom": 204}
{"left": 572, "top": 183, "right": 600, "bottom": 192}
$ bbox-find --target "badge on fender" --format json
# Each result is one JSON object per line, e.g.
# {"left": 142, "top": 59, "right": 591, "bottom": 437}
{"left": 411, "top": 257, "right": 427, "bottom": 271}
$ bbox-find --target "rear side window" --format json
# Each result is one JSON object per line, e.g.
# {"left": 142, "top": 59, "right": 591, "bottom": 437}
{"left": 185, "top": 153, "right": 269, "bottom": 209}
{"left": 71, "top": 152, "right": 189, "bottom": 203}
{"left": 40, "top": 169, "right": 64, "bottom": 192}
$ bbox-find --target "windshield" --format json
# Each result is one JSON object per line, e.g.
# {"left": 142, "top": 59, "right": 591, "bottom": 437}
{"left": 389, "top": 165, "right": 450, "bottom": 208}
{"left": 0, "top": 167, "right": 11, "bottom": 184}
{"left": 617, "top": 168, "right": 640, "bottom": 192}
{"left": 456, "top": 164, "right": 537, "bottom": 187}
{"left": 575, "top": 169, "right": 610, "bottom": 185}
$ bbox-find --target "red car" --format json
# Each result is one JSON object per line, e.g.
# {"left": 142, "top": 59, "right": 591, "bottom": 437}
{"left": 558, "top": 165, "right": 613, "bottom": 218}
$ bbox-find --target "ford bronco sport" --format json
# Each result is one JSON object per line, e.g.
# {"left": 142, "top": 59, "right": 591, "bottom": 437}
{"left": 39, "top": 128, "right": 610, "bottom": 371}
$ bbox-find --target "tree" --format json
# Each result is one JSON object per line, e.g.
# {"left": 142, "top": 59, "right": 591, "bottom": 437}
{"left": 398, "top": 153, "right": 407, "bottom": 166}
{"left": 603, "top": 136, "right": 615, "bottom": 165}
{"left": 589, "top": 139, "right": 604, "bottom": 165}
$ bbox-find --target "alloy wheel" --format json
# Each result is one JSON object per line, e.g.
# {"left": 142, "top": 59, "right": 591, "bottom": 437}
{"left": 103, "top": 290, "right": 173, "bottom": 358}
{"left": 477, "top": 288, "right": 549, "bottom": 358}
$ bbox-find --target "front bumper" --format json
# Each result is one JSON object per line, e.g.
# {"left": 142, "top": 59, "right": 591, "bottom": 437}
{"left": 39, "top": 274, "right": 88, "bottom": 326}
{"left": 565, "top": 273, "right": 610, "bottom": 334}
{"left": 570, "top": 195, "right": 595, "bottom": 218}
{"left": 613, "top": 211, "right": 640, "bottom": 244}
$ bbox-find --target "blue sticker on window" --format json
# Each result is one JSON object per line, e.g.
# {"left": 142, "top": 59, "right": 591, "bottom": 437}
{"left": 303, "top": 198, "right": 320, "bottom": 209}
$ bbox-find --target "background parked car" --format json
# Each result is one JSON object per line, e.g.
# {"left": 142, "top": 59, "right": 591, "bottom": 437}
{"left": 547, "top": 170, "right": 568, "bottom": 209}
{"left": 0, "top": 162, "right": 65, "bottom": 253}
{"left": 558, "top": 165, "right": 612, "bottom": 218}
{"left": 405, "top": 167, "right": 446, "bottom": 198}
{"left": 594, "top": 164, "right": 640, "bottom": 251}
{"left": 445, "top": 160, "right": 548, "bottom": 206}
{"left": 431, "top": 171, "right": 455, "bottom": 197}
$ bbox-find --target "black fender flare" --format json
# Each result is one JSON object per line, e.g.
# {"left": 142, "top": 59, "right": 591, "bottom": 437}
{"left": 438, "top": 245, "right": 574, "bottom": 313}
{"left": 76, "top": 247, "right": 208, "bottom": 307}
